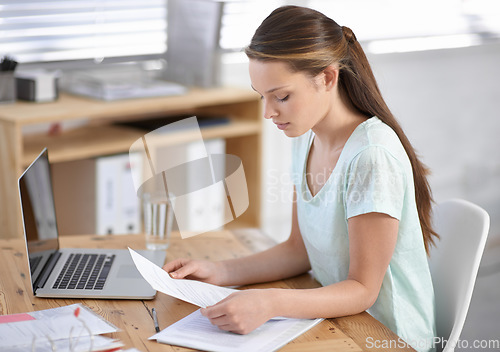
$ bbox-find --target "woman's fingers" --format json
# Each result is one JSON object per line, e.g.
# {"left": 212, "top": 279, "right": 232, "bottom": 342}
{"left": 202, "top": 306, "right": 242, "bottom": 333}
{"left": 201, "top": 304, "right": 226, "bottom": 320}
{"left": 169, "top": 262, "right": 198, "bottom": 279}
{"left": 162, "top": 258, "right": 195, "bottom": 279}
{"left": 162, "top": 258, "right": 222, "bottom": 284}
{"left": 211, "top": 290, "right": 277, "bottom": 334}
{"left": 162, "top": 258, "right": 184, "bottom": 272}
{"left": 200, "top": 293, "right": 261, "bottom": 334}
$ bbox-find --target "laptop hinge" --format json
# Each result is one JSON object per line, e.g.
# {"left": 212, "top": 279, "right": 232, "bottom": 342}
{"left": 34, "top": 251, "right": 61, "bottom": 292}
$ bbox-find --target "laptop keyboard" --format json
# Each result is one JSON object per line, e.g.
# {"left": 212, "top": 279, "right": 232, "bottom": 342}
{"left": 52, "top": 253, "right": 115, "bottom": 290}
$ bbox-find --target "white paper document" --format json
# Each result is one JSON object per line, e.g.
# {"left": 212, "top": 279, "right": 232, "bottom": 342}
{"left": 4, "top": 335, "right": 123, "bottom": 352}
{"left": 0, "top": 303, "right": 118, "bottom": 349}
{"left": 150, "top": 309, "right": 323, "bottom": 352}
{"left": 128, "top": 248, "right": 237, "bottom": 308}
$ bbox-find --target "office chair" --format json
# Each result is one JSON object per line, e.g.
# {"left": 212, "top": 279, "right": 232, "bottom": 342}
{"left": 428, "top": 199, "right": 490, "bottom": 352}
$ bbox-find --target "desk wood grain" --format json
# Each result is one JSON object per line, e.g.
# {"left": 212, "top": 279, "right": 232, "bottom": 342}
{"left": 0, "top": 230, "right": 415, "bottom": 351}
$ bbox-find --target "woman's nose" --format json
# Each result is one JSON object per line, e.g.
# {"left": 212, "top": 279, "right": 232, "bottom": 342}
{"left": 263, "top": 101, "right": 278, "bottom": 120}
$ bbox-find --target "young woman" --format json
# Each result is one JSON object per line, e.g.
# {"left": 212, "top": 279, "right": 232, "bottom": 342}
{"left": 164, "top": 6, "right": 438, "bottom": 351}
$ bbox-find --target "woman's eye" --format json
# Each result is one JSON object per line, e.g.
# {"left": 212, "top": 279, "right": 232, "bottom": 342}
{"left": 277, "top": 95, "right": 289, "bottom": 102}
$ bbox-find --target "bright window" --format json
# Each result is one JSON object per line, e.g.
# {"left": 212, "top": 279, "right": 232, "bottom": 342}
{"left": 1, "top": 0, "right": 497, "bottom": 66}
{"left": 0, "top": 0, "right": 167, "bottom": 64}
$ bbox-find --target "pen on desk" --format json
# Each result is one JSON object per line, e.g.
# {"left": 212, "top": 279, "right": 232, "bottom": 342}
{"left": 152, "top": 308, "right": 160, "bottom": 333}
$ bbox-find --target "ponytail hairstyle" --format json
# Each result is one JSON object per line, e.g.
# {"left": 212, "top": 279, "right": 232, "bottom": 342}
{"left": 245, "top": 6, "right": 439, "bottom": 254}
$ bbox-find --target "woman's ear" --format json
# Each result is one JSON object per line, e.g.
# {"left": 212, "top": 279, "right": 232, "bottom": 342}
{"left": 322, "top": 65, "right": 339, "bottom": 91}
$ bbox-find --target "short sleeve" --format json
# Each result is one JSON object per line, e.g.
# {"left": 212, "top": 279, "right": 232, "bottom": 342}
{"left": 344, "top": 146, "right": 406, "bottom": 220}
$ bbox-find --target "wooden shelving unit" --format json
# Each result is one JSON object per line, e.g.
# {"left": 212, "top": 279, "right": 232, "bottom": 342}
{"left": 0, "top": 87, "right": 262, "bottom": 239}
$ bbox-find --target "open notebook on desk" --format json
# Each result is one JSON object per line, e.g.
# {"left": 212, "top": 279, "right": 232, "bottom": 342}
{"left": 150, "top": 309, "right": 322, "bottom": 352}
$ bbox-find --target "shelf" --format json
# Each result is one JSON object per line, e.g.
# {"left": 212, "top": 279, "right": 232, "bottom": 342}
{"left": 0, "top": 88, "right": 260, "bottom": 125}
{"left": 1, "top": 86, "right": 262, "bottom": 240}
{"left": 22, "top": 119, "right": 261, "bottom": 166}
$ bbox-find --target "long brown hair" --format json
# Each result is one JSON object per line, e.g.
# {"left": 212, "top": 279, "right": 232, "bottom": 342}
{"left": 245, "top": 6, "right": 439, "bottom": 254}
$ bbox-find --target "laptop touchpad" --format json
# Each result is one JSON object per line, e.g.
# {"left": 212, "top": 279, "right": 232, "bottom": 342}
{"left": 117, "top": 265, "right": 142, "bottom": 279}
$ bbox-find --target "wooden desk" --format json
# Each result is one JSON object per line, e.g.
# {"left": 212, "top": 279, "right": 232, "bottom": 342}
{"left": 0, "top": 230, "right": 415, "bottom": 351}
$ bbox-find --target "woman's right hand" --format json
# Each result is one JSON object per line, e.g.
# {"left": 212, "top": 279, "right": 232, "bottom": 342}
{"left": 162, "top": 258, "right": 227, "bottom": 286}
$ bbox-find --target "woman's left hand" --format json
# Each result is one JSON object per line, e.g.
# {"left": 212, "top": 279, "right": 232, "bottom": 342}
{"left": 200, "top": 289, "right": 277, "bottom": 334}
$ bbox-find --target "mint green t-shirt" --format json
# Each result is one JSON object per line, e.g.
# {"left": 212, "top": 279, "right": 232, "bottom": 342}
{"left": 291, "top": 117, "right": 436, "bottom": 352}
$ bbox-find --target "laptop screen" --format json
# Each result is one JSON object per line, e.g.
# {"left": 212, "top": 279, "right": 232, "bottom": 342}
{"left": 18, "top": 148, "right": 59, "bottom": 284}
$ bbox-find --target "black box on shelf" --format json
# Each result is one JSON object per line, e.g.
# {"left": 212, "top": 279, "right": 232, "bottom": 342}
{"left": 16, "top": 70, "right": 59, "bottom": 102}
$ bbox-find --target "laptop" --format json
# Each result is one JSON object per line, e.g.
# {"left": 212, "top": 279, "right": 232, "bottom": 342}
{"left": 18, "top": 148, "right": 166, "bottom": 299}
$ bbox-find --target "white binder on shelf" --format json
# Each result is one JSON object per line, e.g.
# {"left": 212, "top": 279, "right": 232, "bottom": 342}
{"left": 154, "top": 138, "right": 226, "bottom": 233}
{"left": 96, "top": 157, "right": 116, "bottom": 235}
{"left": 96, "top": 153, "right": 142, "bottom": 235}
{"left": 185, "top": 138, "right": 227, "bottom": 232}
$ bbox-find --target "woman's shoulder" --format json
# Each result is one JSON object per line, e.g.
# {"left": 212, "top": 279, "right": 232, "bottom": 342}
{"left": 344, "top": 116, "right": 408, "bottom": 165}
{"left": 357, "top": 116, "right": 400, "bottom": 146}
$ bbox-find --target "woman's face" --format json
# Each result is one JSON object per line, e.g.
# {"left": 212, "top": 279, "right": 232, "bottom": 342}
{"left": 249, "top": 59, "right": 332, "bottom": 138}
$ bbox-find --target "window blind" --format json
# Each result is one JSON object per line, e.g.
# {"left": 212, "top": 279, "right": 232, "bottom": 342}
{"left": 1, "top": 0, "right": 496, "bottom": 66}
{"left": 219, "top": 0, "right": 285, "bottom": 51}
{"left": 0, "top": 0, "right": 167, "bottom": 64}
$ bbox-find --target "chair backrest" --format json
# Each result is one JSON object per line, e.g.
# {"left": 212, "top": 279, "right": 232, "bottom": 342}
{"left": 428, "top": 199, "right": 490, "bottom": 352}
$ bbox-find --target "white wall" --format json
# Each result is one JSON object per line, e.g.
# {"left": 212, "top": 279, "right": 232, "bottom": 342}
{"left": 370, "top": 42, "right": 500, "bottom": 242}
{"left": 221, "top": 42, "right": 500, "bottom": 242}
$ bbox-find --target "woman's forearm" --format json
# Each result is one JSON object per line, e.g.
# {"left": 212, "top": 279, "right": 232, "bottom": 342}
{"left": 218, "top": 237, "right": 311, "bottom": 286}
{"left": 268, "top": 279, "right": 377, "bottom": 319}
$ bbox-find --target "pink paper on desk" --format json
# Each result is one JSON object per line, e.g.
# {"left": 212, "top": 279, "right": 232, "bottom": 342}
{"left": 0, "top": 313, "right": 35, "bottom": 324}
